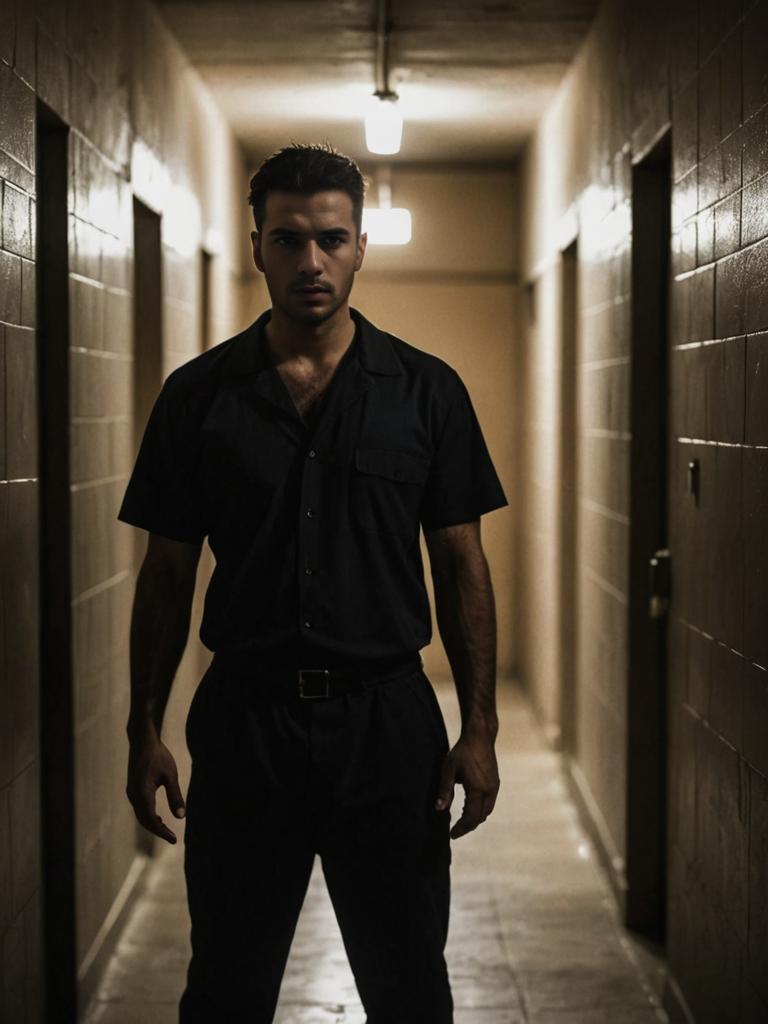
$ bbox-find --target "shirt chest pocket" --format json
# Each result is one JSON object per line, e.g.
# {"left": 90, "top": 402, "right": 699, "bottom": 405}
{"left": 351, "top": 447, "right": 430, "bottom": 537}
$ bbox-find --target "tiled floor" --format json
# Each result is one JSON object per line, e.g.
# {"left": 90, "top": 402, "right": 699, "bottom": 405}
{"left": 83, "top": 681, "right": 668, "bottom": 1023}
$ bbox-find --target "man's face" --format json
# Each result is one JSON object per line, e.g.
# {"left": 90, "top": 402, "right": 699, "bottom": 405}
{"left": 252, "top": 190, "right": 367, "bottom": 327}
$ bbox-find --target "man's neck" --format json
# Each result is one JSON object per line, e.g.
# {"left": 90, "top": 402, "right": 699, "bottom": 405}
{"left": 266, "top": 305, "right": 356, "bottom": 368}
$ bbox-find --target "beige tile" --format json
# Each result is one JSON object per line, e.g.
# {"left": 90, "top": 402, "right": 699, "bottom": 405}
{"left": 9, "top": 760, "right": 41, "bottom": 918}
{"left": 0, "top": 787, "right": 12, "bottom": 932}
{"left": 0, "top": 248, "right": 21, "bottom": 325}
{"left": 533, "top": 1012, "right": 665, "bottom": 1024}
{"left": 518, "top": 965, "right": 660, "bottom": 1014}
{"left": 1, "top": 182, "right": 32, "bottom": 258}
{"left": 2, "top": 480, "right": 39, "bottom": 776}
{"left": 85, "top": 1004, "right": 177, "bottom": 1024}
{"left": 19, "top": 256, "right": 34, "bottom": 327}
{"left": 0, "top": 64, "right": 34, "bottom": 171}
{"left": 94, "top": 956, "right": 187, "bottom": 1004}
{"left": 274, "top": 1008, "right": 365, "bottom": 1024}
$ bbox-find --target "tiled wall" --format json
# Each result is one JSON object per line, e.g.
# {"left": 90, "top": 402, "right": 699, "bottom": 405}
{"left": 518, "top": 0, "right": 768, "bottom": 1018}
{"left": 668, "top": 0, "right": 768, "bottom": 1017}
{"left": 0, "top": 1, "right": 251, "bottom": 1018}
{"left": 1, "top": 3, "right": 44, "bottom": 1020}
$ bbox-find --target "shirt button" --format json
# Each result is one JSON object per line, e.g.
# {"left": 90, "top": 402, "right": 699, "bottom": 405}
{"left": 304, "top": 566, "right": 313, "bottom": 575}
{"left": 308, "top": 449, "right": 317, "bottom": 458}
{"left": 303, "top": 619, "right": 312, "bottom": 629}
{"left": 306, "top": 508, "right": 314, "bottom": 518}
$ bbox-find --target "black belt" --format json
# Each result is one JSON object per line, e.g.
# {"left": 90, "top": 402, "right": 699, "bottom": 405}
{"left": 210, "top": 652, "right": 422, "bottom": 700}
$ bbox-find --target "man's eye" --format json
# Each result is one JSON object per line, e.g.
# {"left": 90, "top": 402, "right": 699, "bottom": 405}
{"left": 275, "top": 237, "right": 296, "bottom": 246}
{"left": 322, "top": 237, "right": 344, "bottom": 249}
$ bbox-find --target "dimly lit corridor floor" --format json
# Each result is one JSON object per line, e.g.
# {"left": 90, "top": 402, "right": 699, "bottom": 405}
{"left": 83, "top": 681, "right": 668, "bottom": 1023}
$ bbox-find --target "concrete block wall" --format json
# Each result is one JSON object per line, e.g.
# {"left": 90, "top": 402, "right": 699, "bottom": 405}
{"left": 1, "top": 3, "right": 44, "bottom": 1019}
{"left": 0, "top": 0, "right": 251, "bottom": 1019}
{"left": 668, "top": 1, "right": 768, "bottom": 1016}
{"left": 518, "top": 0, "right": 768, "bottom": 1019}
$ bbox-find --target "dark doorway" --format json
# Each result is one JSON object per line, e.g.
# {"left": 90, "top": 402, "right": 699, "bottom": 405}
{"left": 131, "top": 199, "right": 164, "bottom": 858}
{"left": 132, "top": 200, "right": 164, "bottom": 456}
{"left": 36, "top": 100, "right": 77, "bottom": 1021}
{"left": 626, "top": 133, "right": 671, "bottom": 937}
{"left": 559, "top": 240, "right": 579, "bottom": 755}
{"left": 131, "top": 199, "right": 163, "bottom": 579}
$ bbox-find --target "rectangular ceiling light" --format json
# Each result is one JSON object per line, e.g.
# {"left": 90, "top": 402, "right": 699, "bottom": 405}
{"left": 362, "top": 207, "right": 412, "bottom": 245}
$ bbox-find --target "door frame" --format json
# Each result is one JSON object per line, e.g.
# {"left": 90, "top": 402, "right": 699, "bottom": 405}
{"left": 36, "top": 99, "right": 78, "bottom": 1020}
{"left": 625, "top": 131, "right": 671, "bottom": 937}
{"left": 559, "top": 239, "right": 579, "bottom": 755}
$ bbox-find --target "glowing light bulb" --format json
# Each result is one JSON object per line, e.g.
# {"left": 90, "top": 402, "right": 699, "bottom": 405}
{"left": 364, "top": 94, "right": 403, "bottom": 155}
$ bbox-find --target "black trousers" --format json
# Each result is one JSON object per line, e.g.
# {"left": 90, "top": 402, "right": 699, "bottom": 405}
{"left": 178, "top": 660, "right": 454, "bottom": 1023}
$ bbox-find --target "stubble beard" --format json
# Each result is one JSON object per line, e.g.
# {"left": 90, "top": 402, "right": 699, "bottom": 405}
{"left": 272, "top": 271, "right": 356, "bottom": 328}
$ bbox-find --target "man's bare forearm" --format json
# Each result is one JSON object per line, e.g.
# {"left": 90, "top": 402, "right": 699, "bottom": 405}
{"left": 428, "top": 528, "right": 499, "bottom": 738}
{"left": 124, "top": 537, "right": 200, "bottom": 842}
{"left": 127, "top": 558, "right": 196, "bottom": 743}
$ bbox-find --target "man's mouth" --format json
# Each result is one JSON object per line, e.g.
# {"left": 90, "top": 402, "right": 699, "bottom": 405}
{"left": 294, "top": 285, "right": 330, "bottom": 294}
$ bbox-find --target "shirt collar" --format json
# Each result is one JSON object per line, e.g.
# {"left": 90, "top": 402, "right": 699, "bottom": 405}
{"left": 221, "top": 307, "right": 403, "bottom": 380}
{"left": 352, "top": 308, "right": 403, "bottom": 376}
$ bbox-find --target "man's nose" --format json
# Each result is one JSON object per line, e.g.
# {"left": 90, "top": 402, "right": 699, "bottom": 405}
{"left": 297, "top": 240, "right": 322, "bottom": 275}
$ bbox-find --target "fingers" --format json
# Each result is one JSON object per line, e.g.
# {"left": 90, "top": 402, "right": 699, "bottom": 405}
{"left": 439, "top": 736, "right": 501, "bottom": 838}
{"left": 449, "top": 784, "right": 500, "bottom": 839}
{"left": 450, "top": 789, "right": 486, "bottom": 839}
{"left": 435, "top": 755, "right": 456, "bottom": 812}
{"left": 481, "top": 786, "right": 499, "bottom": 821}
{"left": 164, "top": 769, "right": 187, "bottom": 821}
{"left": 126, "top": 746, "right": 185, "bottom": 845}
{"left": 128, "top": 785, "right": 178, "bottom": 844}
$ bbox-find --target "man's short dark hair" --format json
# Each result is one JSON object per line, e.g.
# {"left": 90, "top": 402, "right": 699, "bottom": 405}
{"left": 248, "top": 143, "right": 367, "bottom": 235}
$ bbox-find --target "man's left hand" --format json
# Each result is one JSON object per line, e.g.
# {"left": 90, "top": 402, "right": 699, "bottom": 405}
{"left": 435, "top": 735, "right": 500, "bottom": 839}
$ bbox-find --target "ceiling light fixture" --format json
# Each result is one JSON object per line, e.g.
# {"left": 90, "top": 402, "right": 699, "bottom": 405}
{"left": 365, "top": 0, "right": 402, "bottom": 155}
{"left": 362, "top": 165, "right": 412, "bottom": 245}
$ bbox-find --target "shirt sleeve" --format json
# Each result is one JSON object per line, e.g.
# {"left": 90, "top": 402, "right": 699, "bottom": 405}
{"left": 116, "top": 378, "right": 207, "bottom": 544}
{"left": 420, "top": 371, "right": 508, "bottom": 531}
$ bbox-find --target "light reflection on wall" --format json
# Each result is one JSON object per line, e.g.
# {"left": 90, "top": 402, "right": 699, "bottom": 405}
{"left": 165, "top": 182, "right": 201, "bottom": 258}
{"left": 130, "top": 138, "right": 202, "bottom": 257}
{"left": 579, "top": 182, "right": 630, "bottom": 257}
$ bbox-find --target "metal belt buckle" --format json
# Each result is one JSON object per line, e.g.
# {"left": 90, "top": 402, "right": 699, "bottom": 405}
{"left": 298, "top": 669, "right": 331, "bottom": 699}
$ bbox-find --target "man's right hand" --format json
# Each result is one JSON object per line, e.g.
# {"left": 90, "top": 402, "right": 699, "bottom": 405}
{"left": 126, "top": 736, "right": 186, "bottom": 844}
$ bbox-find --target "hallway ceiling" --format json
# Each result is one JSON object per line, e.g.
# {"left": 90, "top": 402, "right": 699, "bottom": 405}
{"left": 155, "top": 0, "right": 599, "bottom": 165}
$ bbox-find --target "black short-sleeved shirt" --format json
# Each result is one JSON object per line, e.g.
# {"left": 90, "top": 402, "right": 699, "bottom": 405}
{"left": 117, "top": 308, "right": 508, "bottom": 666}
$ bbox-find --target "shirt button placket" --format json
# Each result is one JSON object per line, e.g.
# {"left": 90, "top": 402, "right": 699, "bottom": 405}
{"left": 300, "top": 446, "right": 319, "bottom": 633}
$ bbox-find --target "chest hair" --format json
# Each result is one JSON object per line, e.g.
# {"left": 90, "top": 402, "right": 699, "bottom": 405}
{"left": 278, "top": 364, "right": 337, "bottom": 419}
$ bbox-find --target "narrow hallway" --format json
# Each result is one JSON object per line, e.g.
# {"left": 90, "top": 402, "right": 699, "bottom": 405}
{"left": 3, "top": 0, "right": 768, "bottom": 1020}
{"left": 83, "top": 680, "right": 666, "bottom": 1023}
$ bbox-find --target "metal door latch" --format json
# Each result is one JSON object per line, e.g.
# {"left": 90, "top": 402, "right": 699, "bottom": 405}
{"left": 687, "top": 460, "right": 700, "bottom": 504}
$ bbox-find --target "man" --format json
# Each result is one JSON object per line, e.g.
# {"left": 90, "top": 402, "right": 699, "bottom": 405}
{"left": 119, "top": 143, "right": 507, "bottom": 1023}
